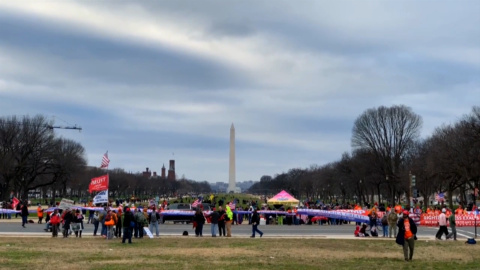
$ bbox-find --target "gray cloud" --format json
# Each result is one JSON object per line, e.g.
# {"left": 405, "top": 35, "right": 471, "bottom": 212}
{"left": 0, "top": 1, "right": 478, "bottom": 182}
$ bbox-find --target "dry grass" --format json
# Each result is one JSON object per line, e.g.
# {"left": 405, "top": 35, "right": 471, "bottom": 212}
{"left": 0, "top": 237, "right": 479, "bottom": 270}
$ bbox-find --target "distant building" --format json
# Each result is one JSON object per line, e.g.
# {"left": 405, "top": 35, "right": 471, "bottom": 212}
{"left": 141, "top": 160, "right": 175, "bottom": 180}
{"left": 142, "top": 167, "right": 152, "bottom": 178}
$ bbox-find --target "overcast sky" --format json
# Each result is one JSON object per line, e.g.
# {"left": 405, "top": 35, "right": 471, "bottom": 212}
{"left": 0, "top": 1, "right": 478, "bottom": 183}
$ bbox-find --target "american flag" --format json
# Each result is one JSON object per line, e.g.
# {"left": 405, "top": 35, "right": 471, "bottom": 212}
{"left": 435, "top": 192, "right": 445, "bottom": 202}
{"left": 100, "top": 151, "right": 110, "bottom": 168}
{"left": 191, "top": 199, "right": 202, "bottom": 208}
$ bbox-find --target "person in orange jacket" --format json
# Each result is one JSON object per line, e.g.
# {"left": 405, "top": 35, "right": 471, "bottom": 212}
{"left": 37, "top": 204, "right": 44, "bottom": 224}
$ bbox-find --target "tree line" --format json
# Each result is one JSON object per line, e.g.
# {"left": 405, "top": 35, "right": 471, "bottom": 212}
{"left": 248, "top": 105, "right": 480, "bottom": 210}
{"left": 0, "top": 115, "right": 211, "bottom": 203}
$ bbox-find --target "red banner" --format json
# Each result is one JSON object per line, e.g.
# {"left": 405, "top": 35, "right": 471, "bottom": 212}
{"left": 420, "top": 213, "right": 480, "bottom": 227}
{"left": 89, "top": 174, "right": 109, "bottom": 193}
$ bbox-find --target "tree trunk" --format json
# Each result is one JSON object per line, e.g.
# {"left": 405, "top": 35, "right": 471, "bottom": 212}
{"left": 447, "top": 186, "right": 454, "bottom": 209}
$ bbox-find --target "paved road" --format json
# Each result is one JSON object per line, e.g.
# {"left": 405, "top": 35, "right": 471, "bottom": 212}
{"left": 0, "top": 219, "right": 477, "bottom": 240}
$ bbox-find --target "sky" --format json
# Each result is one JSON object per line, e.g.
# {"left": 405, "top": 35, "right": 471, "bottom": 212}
{"left": 0, "top": 1, "right": 479, "bottom": 183}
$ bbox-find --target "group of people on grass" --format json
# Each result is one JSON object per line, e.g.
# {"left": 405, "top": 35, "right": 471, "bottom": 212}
{"left": 352, "top": 204, "right": 461, "bottom": 262}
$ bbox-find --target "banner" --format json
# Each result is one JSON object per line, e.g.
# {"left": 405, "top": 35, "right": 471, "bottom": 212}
{"left": 89, "top": 174, "right": 109, "bottom": 193}
{"left": 420, "top": 213, "right": 480, "bottom": 227}
{"left": 93, "top": 190, "right": 108, "bottom": 205}
{"left": 58, "top": 198, "right": 74, "bottom": 210}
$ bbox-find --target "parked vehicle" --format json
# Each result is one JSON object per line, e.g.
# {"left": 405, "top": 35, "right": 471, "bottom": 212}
{"left": 162, "top": 203, "right": 194, "bottom": 224}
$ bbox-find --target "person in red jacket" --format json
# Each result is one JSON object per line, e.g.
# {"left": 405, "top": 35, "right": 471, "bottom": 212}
{"left": 50, "top": 209, "right": 61, "bottom": 237}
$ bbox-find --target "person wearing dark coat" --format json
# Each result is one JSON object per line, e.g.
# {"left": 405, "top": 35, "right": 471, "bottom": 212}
{"left": 217, "top": 207, "right": 226, "bottom": 237}
{"left": 193, "top": 208, "right": 206, "bottom": 237}
{"left": 122, "top": 207, "right": 134, "bottom": 244}
{"left": 250, "top": 209, "right": 263, "bottom": 238}
{"left": 396, "top": 210, "right": 417, "bottom": 261}
{"left": 20, "top": 202, "right": 29, "bottom": 228}
{"left": 208, "top": 208, "right": 219, "bottom": 237}
{"left": 62, "top": 209, "right": 74, "bottom": 238}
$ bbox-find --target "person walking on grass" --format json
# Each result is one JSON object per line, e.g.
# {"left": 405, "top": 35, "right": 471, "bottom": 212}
{"left": 396, "top": 210, "right": 417, "bottom": 261}
{"left": 446, "top": 209, "right": 457, "bottom": 241}
{"left": 250, "top": 209, "right": 263, "bottom": 238}
{"left": 435, "top": 208, "right": 449, "bottom": 240}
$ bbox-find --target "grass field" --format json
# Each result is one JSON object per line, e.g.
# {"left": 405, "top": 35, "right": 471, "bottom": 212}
{"left": 0, "top": 237, "right": 478, "bottom": 270}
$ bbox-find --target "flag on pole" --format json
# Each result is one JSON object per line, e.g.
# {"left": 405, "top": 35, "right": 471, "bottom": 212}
{"left": 100, "top": 151, "right": 110, "bottom": 168}
{"left": 12, "top": 197, "right": 20, "bottom": 209}
{"left": 89, "top": 174, "right": 109, "bottom": 193}
{"left": 435, "top": 192, "right": 445, "bottom": 202}
{"left": 191, "top": 198, "right": 202, "bottom": 208}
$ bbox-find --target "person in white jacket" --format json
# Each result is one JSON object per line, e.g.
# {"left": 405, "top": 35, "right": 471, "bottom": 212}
{"left": 435, "top": 208, "right": 449, "bottom": 240}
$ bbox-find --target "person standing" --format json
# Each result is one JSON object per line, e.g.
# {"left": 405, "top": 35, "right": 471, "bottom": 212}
{"left": 134, "top": 208, "right": 145, "bottom": 238}
{"left": 435, "top": 208, "right": 449, "bottom": 240}
{"left": 20, "top": 202, "right": 29, "bottom": 228}
{"left": 381, "top": 212, "right": 389, "bottom": 237}
{"left": 105, "top": 210, "right": 115, "bottom": 240}
{"left": 122, "top": 207, "right": 134, "bottom": 244}
{"left": 446, "top": 210, "right": 457, "bottom": 241}
{"left": 72, "top": 209, "right": 84, "bottom": 238}
{"left": 116, "top": 207, "right": 123, "bottom": 239}
{"left": 93, "top": 211, "right": 100, "bottom": 236}
{"left": 208, "top": 208, "right": 219, "bottom": 237}
{"left": 369, "top": 207, "right": 378, "bottom": 232}
{"left": 218, "top": 206, "right": 226, "bottom": 237}
{"left": 250, "top": 209, "right": 263, "bottom": 238}
{"left": 387, "top": 208, "right": 399, "bottom": 238}
{"left": 37, "top": 204, "right": 44, "bottom": 224}
{"left": 396, "top": 210, "right": 417, "bottom": 261}
{"left": 99, "top": 206, "right": 108, "bottom": 238}
{"left": 148, "top": 206, "right": 161, "bottom": 237}
{"left": 62, "top": 208, "right": 73, "bottom": 238}
{"left": 225, "top": 205, "right": 233, "bottom": 237}
{"left": 50, "top": 209, "right": 61, "bottom": 237}
{"left": 193, "top": 207, "right": 206, "bottom": 237}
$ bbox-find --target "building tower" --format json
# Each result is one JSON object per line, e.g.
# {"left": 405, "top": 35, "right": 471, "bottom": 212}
{"left": 167, "top": 160, "right": 176, "bottom": 181}
{"left": 227, "top": 123, "right": 239, "bottom": 193}
{"left": 161, "top": 164, "right": 166, "bottom": 179}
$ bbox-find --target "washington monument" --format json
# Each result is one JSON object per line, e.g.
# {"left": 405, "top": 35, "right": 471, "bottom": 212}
{"left": 227, "top": 123, "right": 239, "bottom": 193}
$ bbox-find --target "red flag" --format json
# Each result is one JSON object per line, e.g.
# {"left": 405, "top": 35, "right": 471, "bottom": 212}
{"left": 89, "top": 174, "right": 109, "bottom": 193}
{"left": 12, "top": 197, "right": 20, "bottom": 209}
{"left": 100, "top": 151, "right": 110, "bottom": 168}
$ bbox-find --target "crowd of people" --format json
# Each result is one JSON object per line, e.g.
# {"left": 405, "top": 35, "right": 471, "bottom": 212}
{"left": 1, "top": 197, "right": 470, "bottom": 262}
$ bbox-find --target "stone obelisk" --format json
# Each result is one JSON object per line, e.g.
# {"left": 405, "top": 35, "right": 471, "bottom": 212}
{"left": 227, "top": 123, "right": 236, "bottom": 193}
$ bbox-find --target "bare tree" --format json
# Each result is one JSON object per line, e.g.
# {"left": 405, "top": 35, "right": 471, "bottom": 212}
{"left": 351, "top": 105, "right": 422, "bottom": 205}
